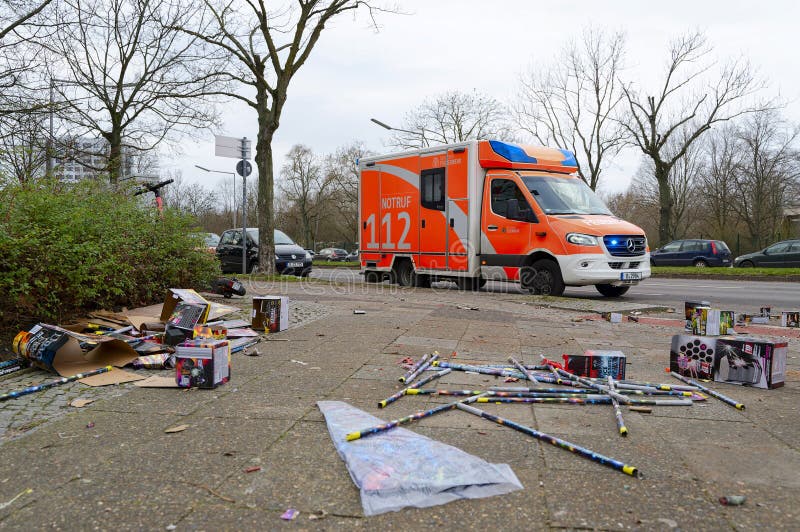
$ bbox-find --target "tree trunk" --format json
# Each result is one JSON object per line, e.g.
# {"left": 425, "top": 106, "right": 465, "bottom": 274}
{"left": 255, "top": 98, "right": 276, "bottom": 275}
{"left": 654, "top": 162, "right": 673, "bottom": 245}
{"left": 107, "top": 127, "right": 123, "bottom": 184}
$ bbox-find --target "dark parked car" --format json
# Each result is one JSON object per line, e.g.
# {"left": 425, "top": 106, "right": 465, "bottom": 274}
{"left": 345, "top": 250, "right": 359, "bottom": 262}
{"left": 734, "top": 239, "right": 800, "bottom": 268}
{"left": 317, "top": 248, "right": 349, "bottom": 261}
{"left": 216, "top": 228, "right": 312, "bottom": 276}
{"left": 649, "top": 239, "right": 732, "bottom": 267}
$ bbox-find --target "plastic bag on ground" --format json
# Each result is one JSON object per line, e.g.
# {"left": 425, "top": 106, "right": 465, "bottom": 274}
{"left": 317, "top": 400, "right": 523, "bottom": 516}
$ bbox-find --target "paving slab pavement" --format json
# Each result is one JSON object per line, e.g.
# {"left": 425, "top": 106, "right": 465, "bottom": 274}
{"left": 0, "top": 281, "right": 798, "bottom": 530}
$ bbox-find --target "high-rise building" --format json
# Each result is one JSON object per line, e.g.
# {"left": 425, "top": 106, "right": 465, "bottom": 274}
{"left": 53, "top": 136, "right": 159, "bottom": 184}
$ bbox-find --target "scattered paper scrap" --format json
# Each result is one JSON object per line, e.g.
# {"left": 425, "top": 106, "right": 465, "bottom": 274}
{"left": 164, "top": 424, "right": 189, "bottom": 434}
{"left": 308, "top": 510, "right": 328, "bottom": 520}
{"left": 244, "top": 466, "right": 261, "bottom": 473}
{"left": 70, "top": 398, "right": 94, "bottom": 408}
{"left": 281, "top": 508, "right": 299, "bottom": 520}
{"left": 291, "top": 359, "right": 308, "bottom": 366}
{"left": 86, "top": 422, "right": 95, "bottom": 428}
{"left": 353, "top": 310, "right": 366, "bottom": 315}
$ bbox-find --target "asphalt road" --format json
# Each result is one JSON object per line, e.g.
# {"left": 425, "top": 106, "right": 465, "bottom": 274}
{"left": 310, "top": 268, "right": 800, "bottom": 312}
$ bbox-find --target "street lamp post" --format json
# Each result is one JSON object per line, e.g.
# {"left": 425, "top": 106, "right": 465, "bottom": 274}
{"left": 195, "top": 165, "right": 237, "bottom": 227}
{"left": 370, "top": 118, "right": 430, "bottom": 148}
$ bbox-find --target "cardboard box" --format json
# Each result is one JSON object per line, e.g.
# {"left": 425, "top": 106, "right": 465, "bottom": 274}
{"left": 252, "top": 296, "right": 289, "bottom": 333}
{"left": 670, "top": 334, "right": 718, "bottom": 380}
{"left": 159, "top": 288, "right": 239, "bottom": 324}
{"left": 716, "top": 337, "right": 786, "bottom": 389}
{"left": 175, "top": 339, "right": 230, "bottom": 389}
{"left": 562, "top": 351, "right": 626, "bottom": 380}
{"left": 780, "top": 311, "right": 800, "bottom": 328}
{"left": 705, "top": 310, "right": 736, "bottom": 336}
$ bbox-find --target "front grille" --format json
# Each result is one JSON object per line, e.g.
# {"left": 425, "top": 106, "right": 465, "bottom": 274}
{"left": 277, "top": 253, "right": 302, "bottom": 260}
{"left": 608, "top": 262, "right": 623, "bottom": 270}
{"left": 628, "top": 261, "right": 640, "bottom": 269}
{"left": 603, "top": 235, "right": 646, "bottom": 257}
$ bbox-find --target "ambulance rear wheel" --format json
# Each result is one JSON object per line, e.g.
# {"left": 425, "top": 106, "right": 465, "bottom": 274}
{"left": 524, "top": 259, "right": 565, "bottom": 296}
{"left": 595, "top": 284, "right": 630, "bottom": 297}
{"left": 393, "top": 260, "right": 414, "bottom": 287}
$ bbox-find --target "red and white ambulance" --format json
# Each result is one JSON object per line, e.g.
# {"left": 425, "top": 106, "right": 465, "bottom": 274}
{"left": 358, "top": 140, "right": 650, "bottom": 296}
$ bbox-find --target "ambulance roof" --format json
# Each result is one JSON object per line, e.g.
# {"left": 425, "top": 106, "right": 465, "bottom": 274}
{"left": 478, "top": 140, "right": 578, "bottom": 173}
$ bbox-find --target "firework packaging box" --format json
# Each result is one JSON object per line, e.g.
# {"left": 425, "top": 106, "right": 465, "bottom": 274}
{"left": 685, "top": 301, "right": 711, "bottom": 331}
{"left": 670, "top": 335, "right": 718, "bottom": 380}
{"left": 252, "top": 296, "right": 289, "bottom": 333}
{"left": 715, "top": 336, "right": 786, "bottom": 389}
{"left": 780, "top": 311, "right": 800, "bottom": 328}
{"left": 705, "top": 310, "right": 736, "bottom": 336}
{"left": 175, "top": 339, "right": 230, "bottom": 389}
{"left": 12, "top": 324, "right": 140, "bottom": 385}
{"left": 562, "top": 350, "right": 626, "bottom": 380}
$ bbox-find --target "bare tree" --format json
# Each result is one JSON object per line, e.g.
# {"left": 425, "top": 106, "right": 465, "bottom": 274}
{"left": 45, "top": 0, "right": 225, "bottom": 183}
{"left": 161, "top": 172, "right": 219, "bottom": 219}
{"left": 390, "top": 90, "right": 512, "bottom": 149}
{"left": 620, "top": 30, "right": 766, "bottom": 244}
{"left": 176, "top": 0, "right": 391, "bottom": 274}
{"left": 325, "top": 141, "right": 370, "bottom": 245}
{"left": 701, "top": 123, "right": 741, "bottom": 243}
{"left": 278, "top": 144, "right": 332, "bottom": 248}
{"left": 514, "top": 27, "right": 626, "bottom": 190}
{"left": 728, "top": 109, "right": 800, "bottom": 249}
{"left": 0, "top": 112, "right": 48, "bottom": 183}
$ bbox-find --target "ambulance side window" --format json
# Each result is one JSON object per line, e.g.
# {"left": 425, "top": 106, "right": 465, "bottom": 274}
{"left": 420, "top": 168, "right": 445, "bottom": 211}
{"left": 491, "top": 179, "right": 536, "bottom": 222}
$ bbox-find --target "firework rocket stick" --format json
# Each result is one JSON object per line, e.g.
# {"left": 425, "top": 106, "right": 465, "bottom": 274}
{"left": 554, "top": 367, "right": 629, "bottom": 404}
{"left": 669, "top": 372, "right": 745, "bottom": 410}
{"left": 627, "top": 397, "right": 693, "bottom": 406}
{"left": 456, "top": 403, "right": 640, "bottom": 477}
{"left": 619, "top": 379, "right": 698, "bottom": 392}
{"left": 0, "top": 366, "right": 113, "bottom": 402}
{"left": 607, "top": 377, "right": 628, "bottom": 437}
{"left": 405, "top": 389, "right": 483, "bottom": 396}
{"left": 0, "top": 358, "right": 25, "bottom": 370}
{"left": 508, "top": 357, "right": 542, "bottom": 387}
{"left": 378, "top": 368, "right": 452, "bottom": 408}
{"left": 346, "top": 393, "right": 487, "bottom": 441}
{"left": 399, "top": 353, "right": 430, "bottom": 383}
{"left": 401, "top": 353, "right": 439, "bottom": 385}
{"left": 478, "top": 396, "right": 613, "bottom": 405}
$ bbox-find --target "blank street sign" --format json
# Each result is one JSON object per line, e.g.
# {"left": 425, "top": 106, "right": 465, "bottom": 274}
{"left": 215, "top": 135, "right": 251, "bottom": 159}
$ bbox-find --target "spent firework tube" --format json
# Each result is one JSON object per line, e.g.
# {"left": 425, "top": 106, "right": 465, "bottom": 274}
{"left": 619, "top": 379, "right": 698, "bottom": 392}
{"left": 0, "top": 358, "right": 26, "bottom": 370}
{"left": 508, "top": 356, "right": 543, "bottom": 386}
{"left": 627, "top": 397, "right": 693, "bottom": 406}
{"left": 399, "top": 353, "right": 430, "bottom": 383}
{"left": 378, "top": 368, "right": 452, "bottom": 408}
{"left": 401, "top": 353, "right": 439, "bottom": 385}
{"left": 456, "top": 403, "right": 640, "bottom": 477}
{"left": 478, "top": 396, "right": 613, "bottom": 405}
{"left": 433, "top": 361, "right": 527, "bottom": 380}
{"left": 346, "top": 393, "right": 487, "bottom": 441}
{"left": 0, "top": 365, "right": 113, "bottom": 402}
{"left": 489, "top": 391, "right": 609, "bottom": 399}
{"left": 555, "top": 367, "right": 630, "bottom": 404}
{"left": 669, "top": 371, "right": 745, "bottom": 410}
{"left": 489, "top": 386, "right": 594, "bottom": 394}
{"left": 607, "top": 377, "right": 628, "bottom": 437}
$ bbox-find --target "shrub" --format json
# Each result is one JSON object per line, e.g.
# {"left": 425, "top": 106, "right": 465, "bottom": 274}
{"left": 0, "top": 179, "right": 220, "bottom": 335}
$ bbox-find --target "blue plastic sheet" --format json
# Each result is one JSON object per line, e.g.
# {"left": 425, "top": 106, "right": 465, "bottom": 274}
{"left": 318, "top": 401, "right": 523, "bottom": 516}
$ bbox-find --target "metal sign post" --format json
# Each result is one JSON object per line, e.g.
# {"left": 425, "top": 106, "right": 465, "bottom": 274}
{"left": 215, "top": 135, "right": 252, "bottom": 275}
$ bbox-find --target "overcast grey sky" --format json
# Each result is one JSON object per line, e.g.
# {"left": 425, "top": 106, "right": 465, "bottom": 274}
{"left": 173, "top": 0, "right": 800, "bottom": 197}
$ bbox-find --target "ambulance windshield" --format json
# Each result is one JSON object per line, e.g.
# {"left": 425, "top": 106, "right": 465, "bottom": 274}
{"left": 521, "top": 175, "right": 612, "bottom": 216}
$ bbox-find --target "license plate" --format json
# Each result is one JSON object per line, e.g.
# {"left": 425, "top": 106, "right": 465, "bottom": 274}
{"left": 620, "top": 272, "right": 642, "bottom": 281}
{"left": 287, "top": 262, "right": 303, "bottom": 268}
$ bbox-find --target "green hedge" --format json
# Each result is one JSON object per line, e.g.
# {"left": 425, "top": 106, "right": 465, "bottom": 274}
{"left": 0, "top": 180, "right": 220, "bottom": 334}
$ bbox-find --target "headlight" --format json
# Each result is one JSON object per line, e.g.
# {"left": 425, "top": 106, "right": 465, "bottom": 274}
{"left": 566, "top": 233, "right": 598, "bottom": 246}
{"left": 274, "top": 254, "right": 279, "bottom": 260}
{"left": 305, "top": 251, "right": 312, "bottom": 259}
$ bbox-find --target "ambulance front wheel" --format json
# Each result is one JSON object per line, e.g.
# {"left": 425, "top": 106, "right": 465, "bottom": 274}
{"left": 392, "top": 260, "right": 415, "bottom": 287}
{"left": 595, "top": 284, "right": 630, "bottom": 297}
{"left": 523, "top": 259, "right": 565, "bottom": 296}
